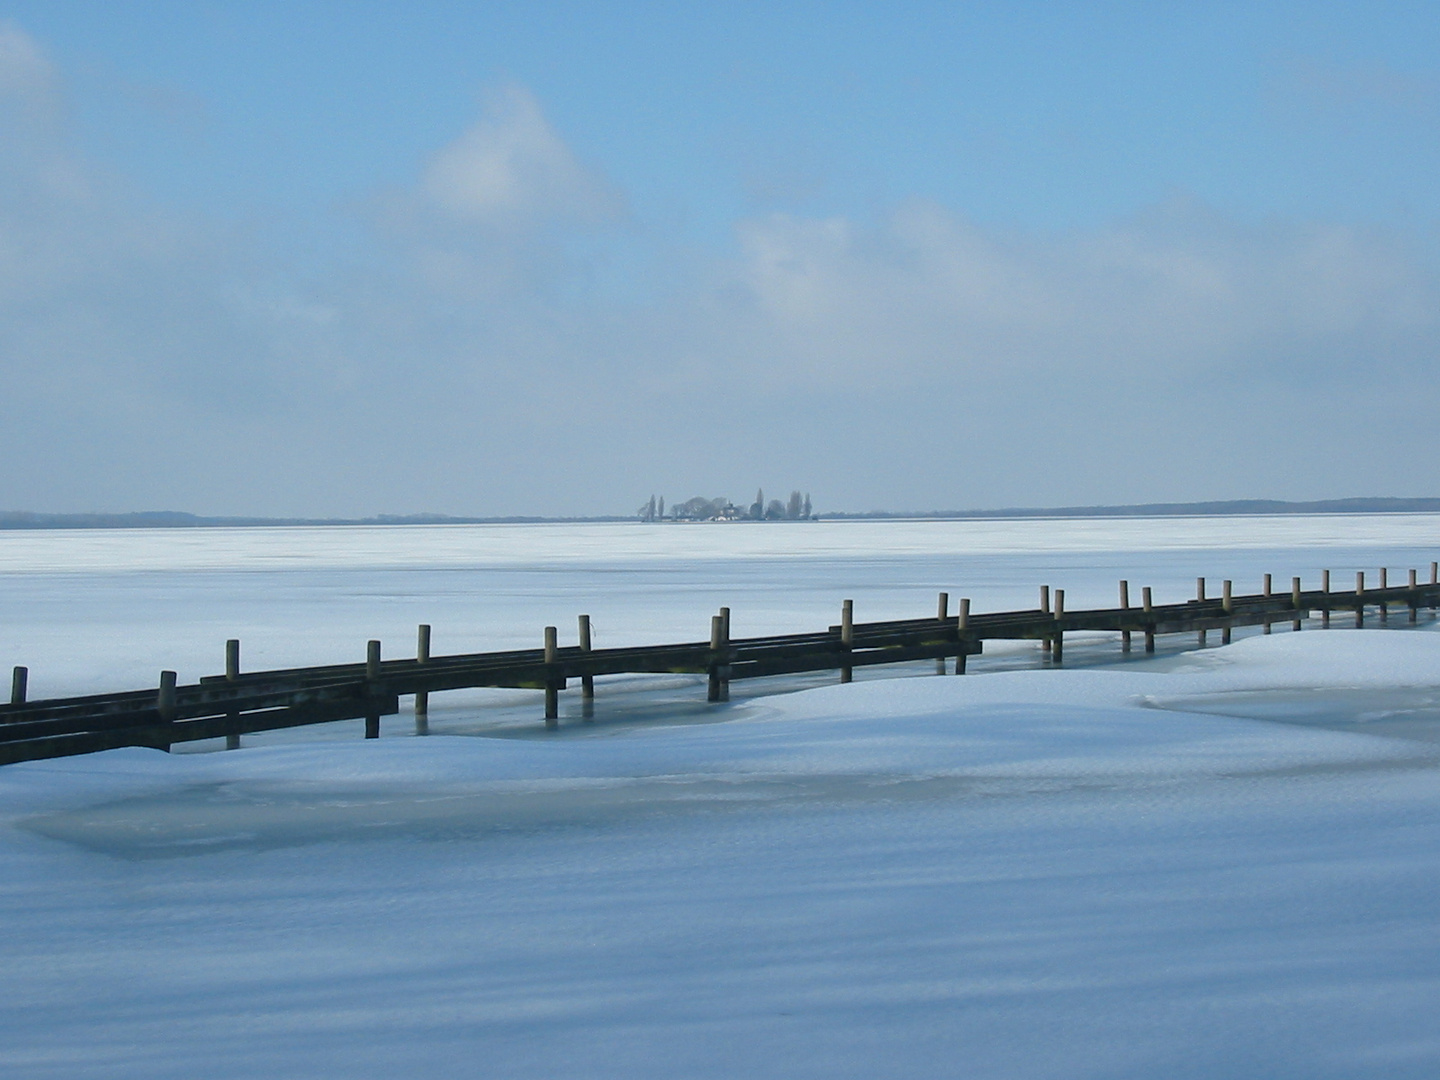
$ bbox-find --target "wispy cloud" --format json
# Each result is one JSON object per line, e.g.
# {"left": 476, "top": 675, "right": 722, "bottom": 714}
{"left": 687, "top": 197, "right": 1436, "bottom": 393}
{"left": 420, "top": 84, "right": 623, "bottom": 229}
{"left": 1268, "top": 53, "right": 1440, "bottom": 125}
{"left": 0, "top": 20, "right": 55, "bottom": 103}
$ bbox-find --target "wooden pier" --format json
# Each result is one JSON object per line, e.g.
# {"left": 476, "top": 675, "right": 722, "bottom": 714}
{"left": 3, "top": 564, "right": 1438, "bottom": 766}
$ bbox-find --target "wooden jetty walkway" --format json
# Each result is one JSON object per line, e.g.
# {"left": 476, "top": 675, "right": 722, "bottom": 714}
{"left": 3, "top": 564, "right": 1438, "bottom": 766}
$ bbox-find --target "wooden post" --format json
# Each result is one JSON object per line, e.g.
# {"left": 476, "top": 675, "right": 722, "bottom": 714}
{"left": 936, "top": 592, "right": 949, "bottom": 673}
{"left": 954, "top": 598, "right": 970, "bottom": 674}
{"left": 708, "top": 616, "right": 723, "bottom": 701}
{"left": 718, "top": 606, "right": 731, "bottom": 701}
{"left": 1356, "top": 571, "right": 1365, "bottom": 628}
{"left": 1119, "top": 580, "right": 1131, "bottom": 653}
{"left": 158, "top": 669, "right": 177, "bottom": 752}
{"left": 1433, "top": 561, "right": 1438, "bottom": 611}
{"left": 840, "top": 599, "right": 854, "bottom": 683}
{"left": 1052, "top": 589, "right": 1064, "bottom": 665}
{"left": 1322, "top": 570, "right": 1331, "bottom": 627}
{"left": 1263, "top": 573, "right": 1273, "bottom": 634}
{"left": 544, "top": 626, "right": 559, "bottom": 727}
{"left": 1222, "top": 580, "right": 1233, "bottom": 645}
{"left": 1379, "top": 568, "right": 1388, "bottom": 623}
{"left": 10, "top": 665, "right": 26, "bottom": 706}
{"left": 1409, "top": 569, "right": 1419, "bottom": 623}
{"left": 1143, "top": 587, "right": 1155, "bottom": 653}
{"left": 578, "top": 615, "right": 595, "bottom": 700}
{"left": 1195, "top": 576, "right": 1207, "bottom": 647}
{"left": 415, "top": 624, "right": 431, "bottom": 735}
{"left": 365, "top": 640, "right": 381, "bottom": 739}
{"left": 224, "top": 639, "right": 241, "bottom": 750}
{"left": 707, "top": 612, "right": 731, "bottom": 702}
{"left": 1292, "top": 576, "right": 1303, "bottom": 631}
{"left": 1040, "top": 585, "right": 1052, "bottom": 655}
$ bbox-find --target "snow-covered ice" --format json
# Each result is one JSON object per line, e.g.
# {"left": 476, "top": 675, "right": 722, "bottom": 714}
{"left": 2, "top": 518, "right": 1440, "bottom": 1077}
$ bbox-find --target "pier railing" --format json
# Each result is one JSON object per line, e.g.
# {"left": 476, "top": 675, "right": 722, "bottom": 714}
{"left": 3, "top": 563, "right": 1437, "bottom": 765}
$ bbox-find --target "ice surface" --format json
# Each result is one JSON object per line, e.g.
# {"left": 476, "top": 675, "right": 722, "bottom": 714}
{"left": 2, "top": 520, "right": 1440, "bottom": 1077}
{"left": 3, "top": 514, "right": 1438, "bottom": 699}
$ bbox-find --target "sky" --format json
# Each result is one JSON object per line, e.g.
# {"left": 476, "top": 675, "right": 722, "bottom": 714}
{"left": 0, "top": 1, "right": 1437, "bottom": 518}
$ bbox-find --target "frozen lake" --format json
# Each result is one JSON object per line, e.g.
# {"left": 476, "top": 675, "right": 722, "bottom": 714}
{"left": 3, "top": 516, "right": 1440, "bottom": 1078}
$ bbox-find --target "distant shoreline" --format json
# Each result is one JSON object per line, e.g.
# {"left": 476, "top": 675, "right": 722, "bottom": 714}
{"left": 820, "top": 497, "right": 1440, "bottom": 520}
{"left": 2, "top": 498, "right": 1439, "bottom": 531}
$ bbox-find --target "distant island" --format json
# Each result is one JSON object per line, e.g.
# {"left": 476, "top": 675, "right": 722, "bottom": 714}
{"left": 2, "top": 497, "right": 1439, "bottom": 530}
{"left": 638, "top": 490, "right": 813, "bottom": 522}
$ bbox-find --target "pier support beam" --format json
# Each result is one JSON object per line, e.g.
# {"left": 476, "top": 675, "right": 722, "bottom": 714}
{"left": 1222, "top": 581, "right": 1233, "bottom": 645}
{"left": 1040, "top": 586, "right": 1052, "bottom": 656}
{"left": 225, "top": 639, "right": 241, "bottom": 749}
{"left": 157, "top": 669, "right": 177, "bottom": 752}
{"left": 708, "top": 614, "right": 730, "bottom": 702}
{"left": 719, "top": 607, "right": 731, "bottom": 701}
{"left": 365, "top": 640, "right": 381, "bottom": 739}
{"left": 414, "top": 624, "right": 431, "bottom": 735}
{"left": 544, "top": 626, "right": 559, "bottom": 727}
{"left": 936, "top": 593, "right": 949, "bottom": 673}
{"left": 1143, "top": 587, "right": 1155, "bottom": 653}
{"left": 840, "top": 600, "right": 854, "bottom": 683}
{"left": 1119, "top": 580, "right": 1131, "bottom": 653}
{"left": 11, "top": 665, "right": 27, "bottom": 706}
{"left": 579, "top": 614, "right": 595, "bottom": 710}
{"left": 955, "top": 598, "right": 970, "bottom": 674}
{"left": 1052, "top": 589, "right": 1065, "bottom": 665}
{"left": 1197, "top": 577, "right": 1207, "bottom": 647}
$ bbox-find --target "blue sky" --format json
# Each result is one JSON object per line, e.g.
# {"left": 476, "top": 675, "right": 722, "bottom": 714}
{"left": 1, "top": 3, "right": 1437, "bottom": 515}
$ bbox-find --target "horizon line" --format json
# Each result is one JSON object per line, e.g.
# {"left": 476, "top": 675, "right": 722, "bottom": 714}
{"left": 3, "top": 497, "right": 1440, "bottom": 530}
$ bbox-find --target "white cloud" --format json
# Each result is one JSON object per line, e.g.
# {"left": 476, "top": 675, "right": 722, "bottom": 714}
{"left": 419, "top": 84, "right": 621, "bottom": 228}
{"left": 1275, "top": 54, "right": 1440, "bottom": 120}
{"left": 709, "top": 198, "right": 1438, "bottom": 390}
{"left": 0, "top": 20, "right": 54, "bottom": 102}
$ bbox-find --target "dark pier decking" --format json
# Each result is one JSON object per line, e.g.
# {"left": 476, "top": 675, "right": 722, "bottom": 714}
{"left": 3, "top": 564, "right": 1438, "bottom": 766}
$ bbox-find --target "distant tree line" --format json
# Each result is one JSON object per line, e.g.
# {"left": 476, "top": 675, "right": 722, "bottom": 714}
{"left": 638, "top": 489, "right": 813, "bottom": 522}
